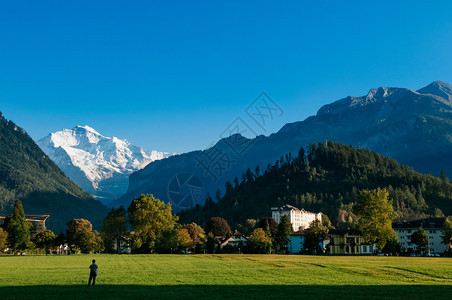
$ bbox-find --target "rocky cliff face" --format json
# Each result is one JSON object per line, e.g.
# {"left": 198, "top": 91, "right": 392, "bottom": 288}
{"left": 113, "top": 81, "right": 452, "bottom": 211}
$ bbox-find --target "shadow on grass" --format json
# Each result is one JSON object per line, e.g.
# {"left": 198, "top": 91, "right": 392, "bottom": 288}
{"left": 1, "top": 284, "right": 451, "bottom": 299}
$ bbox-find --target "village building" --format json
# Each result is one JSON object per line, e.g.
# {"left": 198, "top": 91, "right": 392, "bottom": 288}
{"left": 393, "top": 217, "right": 449, "bottom": 255}
{"left": 287, "top": 230, "right": 305, "bottom": 254}
{"left": 111, "top": 236, "right": 132, "bottom": 254}
{"left": 219, "top": 230, "right": 248, "bottom": 251}
{"left": 271, "top": 204, "right": 322, "bottom": 232}
{"left": 328, "top": 229, "right": 374, "bottom": 255}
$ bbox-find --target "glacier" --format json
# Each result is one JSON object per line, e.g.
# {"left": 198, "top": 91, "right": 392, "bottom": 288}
{"left": 37, "top": 125, "right": 174, "bottom": 204}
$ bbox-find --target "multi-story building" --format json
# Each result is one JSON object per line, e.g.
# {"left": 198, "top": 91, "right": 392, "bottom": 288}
{"left": 393, "top": 217, "right": 449, "bottom": 255}
{"left": 271, "top": 204, "right": 322, "bottom": 232}
{"left": 328, "top": 229, "right": 363, "bottom": 255}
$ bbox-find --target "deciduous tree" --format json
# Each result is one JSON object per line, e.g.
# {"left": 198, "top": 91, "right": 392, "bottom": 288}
{"left": 183, "top": 223, "right": 206, "bottom": 251}
{"left": 155, "top": 227, "right": 193, "bottom": 253}
{"left": 441, "top": 218, "right": 452, "bottom": 250}
{"left": 248, "top": 228, "right": 272, "bottom": 254}
{"left": 35, "top": 229, "right": 56, "bottom": 254}
{"left": 410, "top": 227, "right": 429, "bottom": 254}
{"left": 102, "top": 206, "right": 128, "bottom": 253}
{"left": 237, "top": 219, "right": 257, "bottom": 236}
{"left": 353, "top": 188, "right": 395, "bottom": 249}
{"left": 205, "top": 217, "right": 231, "bottom": 237}
{"left": 304, "top": 219, "right": 329, "bottom": 254}
{"left": 0, "top": 228, "right": 8, "bottom": 252}
{"left": 66, "top": 219, "right": 98, "bottom": 253}
{"left": 128, "top": 194, "right": 178, "bottom": 252}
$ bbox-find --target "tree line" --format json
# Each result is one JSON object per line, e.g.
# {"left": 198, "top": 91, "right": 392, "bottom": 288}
{"left": 179, "top": 142, "right": 452, "bottom": 231}
{"left": 0, "top": 196, "right": 296, "bottom": 254}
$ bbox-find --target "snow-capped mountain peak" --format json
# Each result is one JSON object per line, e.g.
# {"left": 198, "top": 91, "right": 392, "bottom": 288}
{"left": 37, "top": 126, "right": 175, "bottom": 203}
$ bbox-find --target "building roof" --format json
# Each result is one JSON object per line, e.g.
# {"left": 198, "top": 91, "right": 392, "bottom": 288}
{"left": 392, "top": 217, "right": 446, "bottom": 229}
{"left": 329, "top": 228, "right": 361, "bottom": 236}
{"left": 290, "top": 230, "right": 305, "bottom": 236}
{"left": 272, "top": 204, "right": 321, "bottom": 214}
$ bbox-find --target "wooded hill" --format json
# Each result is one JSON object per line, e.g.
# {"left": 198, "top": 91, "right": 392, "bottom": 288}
{"left": 0, "top": 112, "right": 108, "bottom": 233}
{"left": 179, "top": 142, "right": 452, "bottom": 229}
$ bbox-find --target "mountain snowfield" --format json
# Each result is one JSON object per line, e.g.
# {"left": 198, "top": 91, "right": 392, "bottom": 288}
{"left": 37, "top": 126, "right": 174, "bottom": 203}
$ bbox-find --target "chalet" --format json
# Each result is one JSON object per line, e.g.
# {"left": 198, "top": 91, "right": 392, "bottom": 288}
{"left": 271, "top": 204, "right": 322, "bottom": 231}
{"left": 393, "top": 217, "right": 449, "bottom": 255}
{"left": 219, "top": 230, "right": 248, "bottom": 251}
{"left": 328, "top": 229, "right": 372, "bottom": 255}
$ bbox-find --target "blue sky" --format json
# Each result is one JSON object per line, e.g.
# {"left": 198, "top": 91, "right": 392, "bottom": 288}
{"left": 1, "top": 1, "right": 452, "bottom": 153}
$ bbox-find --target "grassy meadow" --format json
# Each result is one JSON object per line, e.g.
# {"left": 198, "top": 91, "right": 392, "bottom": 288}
{"left": 0, "top": 254, "right": 451, "bottom": 299}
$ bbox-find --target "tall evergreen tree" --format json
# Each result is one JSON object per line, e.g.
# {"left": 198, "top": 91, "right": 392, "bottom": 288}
{"left": 6, "top": 200, "right": 30, "bottom": 253}
{"left": 275, "top": 215, "right": 292, "bottom": 251}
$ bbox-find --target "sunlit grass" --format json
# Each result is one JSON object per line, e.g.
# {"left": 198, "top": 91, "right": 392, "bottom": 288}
{"left": 0, "top": 254, "right": 451, "bottom": 299}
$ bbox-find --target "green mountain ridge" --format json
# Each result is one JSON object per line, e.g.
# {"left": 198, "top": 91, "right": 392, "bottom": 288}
{"left": 0, "top": 112, "right": 108, "bottom": 233}
{"left": 179, "top": 142, "right": 452, "bottom": 229}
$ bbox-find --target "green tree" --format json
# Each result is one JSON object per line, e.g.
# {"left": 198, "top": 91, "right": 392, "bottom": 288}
{"left": 237, "top": 219, "right": 257, "bottom": 236}
{"left": 304, "top": 219, "right": 329, "bottom": 254}
{"left": 183, "top": 223, "right": 206, "bottom": 251}
{"left": 381, "top": 235, "right": 402, "bottom": 255}
{"left": 6, "top": 200, "right": 30, "bottom": 253}
{"left": 258, "top": 217, "right": 278, "bottom": 239}
{"left": 30, "top": 222, "right": 46, "bottom": 242}
{"left": 66, "top": 218, "right": 98, "bottom": 253}
{"left": 101, "top": 206, "right": 128, "bottom": 253}
{"left": 54, "top": 232, "right": 66, "bottom": 247}
{"left": 275, "top": 215, "right": 293, "bottom": 251}
{"left": 156, "top": 227, "right": 193, "bottom": 253}
{"left": 127, "top": 194, "right": 178, "bottom": 253}
{"left": 0, "top": 227, "right": 8, "bottom": 252}
{"left": 205, "top": 217, "right": 231, "bottom": 237}
{"left": 353, "top": 188, "right": 395, "bottom": 249}
{"left": 35, "top": 230, "right": 56, "bottom": 254}
{"left": 410, "top": 227, "right": 429, "bottom": 254}
{"left": 248, "top": 228, "right": 272, "bottom": 254}
{"left": 441, "top": 218, "right": 452, "bottom": 250}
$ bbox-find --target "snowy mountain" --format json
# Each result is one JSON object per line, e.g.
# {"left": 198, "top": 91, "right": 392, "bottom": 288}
{"left": 37, "top": 126, "right": 174, "bottom": 203}
{"left": 112, "top": 81, "right": 452, "bottom": 211}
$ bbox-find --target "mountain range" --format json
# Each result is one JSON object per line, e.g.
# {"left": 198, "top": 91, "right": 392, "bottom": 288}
{"left": 112, "top": 81, "right": 452, "bottom": 211}
{"left": 37, "top": 126, "right": 174, "bottom": 203}
{"left": 0, "top": 113, "right": 108, "bottom": 233}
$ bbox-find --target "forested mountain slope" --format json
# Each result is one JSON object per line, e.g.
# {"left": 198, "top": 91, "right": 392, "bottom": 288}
{"left": 0, "top": 112, "right": 108, "bottom": 233}
{"left": 179, "top": 142, "right": 452, "bottom": 229}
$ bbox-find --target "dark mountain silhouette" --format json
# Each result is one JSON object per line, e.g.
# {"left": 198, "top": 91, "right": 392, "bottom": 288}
{"left": 113, "top": 81, "right": 452, "bottom": 211}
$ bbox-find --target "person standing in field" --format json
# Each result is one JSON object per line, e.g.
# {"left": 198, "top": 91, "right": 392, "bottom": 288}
{"left": 88, "top": 259, "right": 99, "bottom": 286}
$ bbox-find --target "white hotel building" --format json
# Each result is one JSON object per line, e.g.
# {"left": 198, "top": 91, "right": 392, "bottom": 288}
{"left": 393, "top": 217, "right": 449, "bottom": 255}
{"left": 271, "top": 204, "right": 322, "bottom": 232}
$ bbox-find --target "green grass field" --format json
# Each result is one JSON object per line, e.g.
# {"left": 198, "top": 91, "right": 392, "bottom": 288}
{"left": 0, "top": 255, "right": 451, "bottom": 299}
